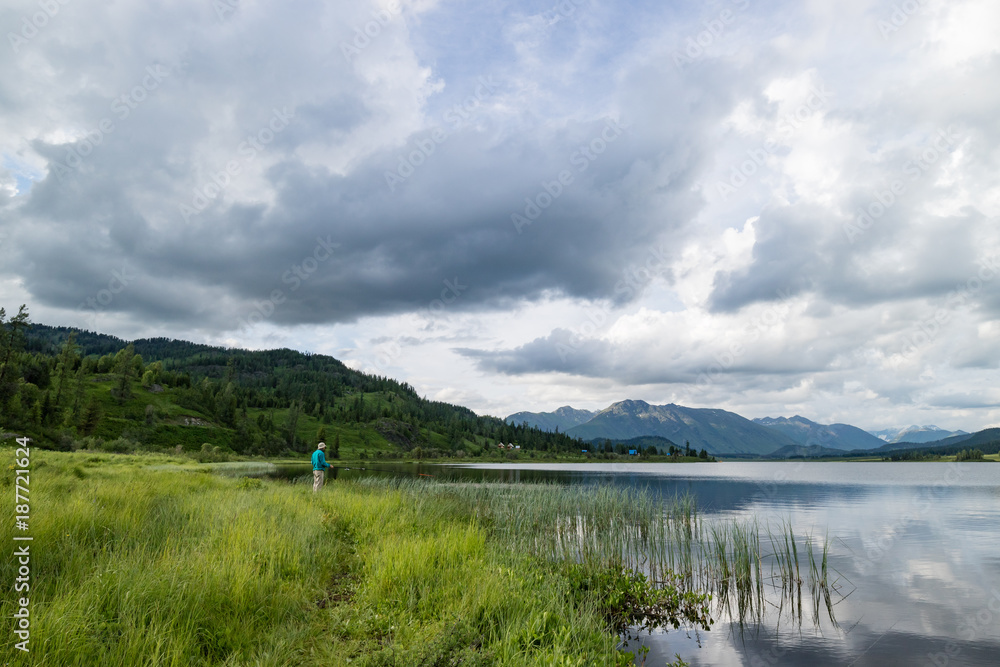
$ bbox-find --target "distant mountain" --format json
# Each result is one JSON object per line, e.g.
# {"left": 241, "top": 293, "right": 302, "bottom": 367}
{"left": 869, "top": 428, "right": 901, "bottom": 442}
{"left": 869, "top": 425, "right": 969, "bottom": 443}
{"left": 894, "top": 425, "right": 968, "bottom": 443}
{"left": 565, "top": 400, "right": 797, "bottom": 456}
{"left": 505, "top": 406, "right": 597, "bottom": 432}
{"left": 873, "top": 428, "right": 1000, "bottom": 457}
{"left": 945, "top": 427, "right": 1000, "bottom": 449}
{"left": 753, "top": 416, "right": 885, "bottom": 451}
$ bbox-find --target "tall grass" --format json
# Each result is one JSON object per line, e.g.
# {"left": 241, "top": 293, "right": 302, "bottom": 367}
{"left": 1, "top": 452, "right": 841, "bottom": 665}
{"left": 355, "top": 478, "right": 842, "bottom": 631}
{"left": 0, "top": 452, "right": 633, "bottom": 666}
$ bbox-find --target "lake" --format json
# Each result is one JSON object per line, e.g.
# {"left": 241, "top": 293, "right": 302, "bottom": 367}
{"left": 268, "top": 461, "right": 1000, "bottom": 666}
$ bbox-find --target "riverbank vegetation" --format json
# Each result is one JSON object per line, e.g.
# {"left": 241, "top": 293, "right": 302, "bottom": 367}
{"left": 0, "top": 450, "right": 714, "bottom": 665}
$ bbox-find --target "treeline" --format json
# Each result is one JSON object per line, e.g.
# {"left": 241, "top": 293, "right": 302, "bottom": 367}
{"left": 0, "top": 308, "right": 587, "bottom": 456}
{"left": 880, "top": 437, "right": 1000, "bottom": 462}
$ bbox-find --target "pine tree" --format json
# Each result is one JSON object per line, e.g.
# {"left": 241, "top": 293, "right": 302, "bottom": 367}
{"left": 53, "top": 332, "right": 79, "bottom": 408}
{"left": 0, "top": 304, "right": 30, "bottom": 411}
{"left": 71, "top": 366, "right": 86, "bottom": 421}
{"left": 81, "top": 398, "right": 102, "bottom": 435}
{"left": 285, "top": 400, "right": 301, "bottom": 450}
{"left": 112, "top": 343, "right": 137, "bottom": 404}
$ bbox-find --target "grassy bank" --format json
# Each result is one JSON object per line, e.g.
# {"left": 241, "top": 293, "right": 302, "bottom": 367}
{"left": 1, "top": 451, "right": 709, "bottom": 666}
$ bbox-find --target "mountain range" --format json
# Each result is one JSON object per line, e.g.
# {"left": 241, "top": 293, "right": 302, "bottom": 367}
{"left": 507, "top": 401, "right": 975, "bottom": 457}
{"left": 506, "top": 406, "right": 596, "bottom": 433}
{"left": 563, "top": 400, "right": 799, "bottom": 455}
{"left": 869, "top": 425, "right": 969, "bottom": 443}
{"left": 751, "top": 416, "right": 885, "bottom": 450}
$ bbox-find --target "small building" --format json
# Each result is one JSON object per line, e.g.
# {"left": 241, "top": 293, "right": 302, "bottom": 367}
{"left": 628, "top": 449, "right": 637, "bottom": 456}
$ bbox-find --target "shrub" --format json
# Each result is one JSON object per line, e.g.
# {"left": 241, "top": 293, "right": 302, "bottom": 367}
{"left": 101, "top": 437, "right": 137, "bottom": 454}
{"left": 195, "top": 442, "right": 230, "bottom": 463}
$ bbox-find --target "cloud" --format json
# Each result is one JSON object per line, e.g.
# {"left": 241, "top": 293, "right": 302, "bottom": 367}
{"left": 0, "top": 0, "right": 736, "bottom": 333}
{"left": 1, "top": 0, "right": 998, "bottom": 430}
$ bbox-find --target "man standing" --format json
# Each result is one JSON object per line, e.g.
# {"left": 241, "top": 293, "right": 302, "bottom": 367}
{"left": 312, "top": 441, "right": 330, "bottom": 492}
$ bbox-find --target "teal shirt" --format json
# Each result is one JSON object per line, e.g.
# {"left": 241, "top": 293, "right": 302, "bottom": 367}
{"left": 312, "top": 449, "right": 329, "bottom": 471}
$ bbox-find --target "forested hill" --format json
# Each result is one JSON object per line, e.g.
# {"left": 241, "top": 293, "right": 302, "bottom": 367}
{"left": 1, "top": 314, "right": 586, "bottom": 458}
{"left": 24, "top": 323, "right": 418, "bottom": 409}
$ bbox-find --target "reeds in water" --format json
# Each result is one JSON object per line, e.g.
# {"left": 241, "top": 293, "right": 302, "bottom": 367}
{"left": 357, "top": 478, "right": 843, "bottom": 631}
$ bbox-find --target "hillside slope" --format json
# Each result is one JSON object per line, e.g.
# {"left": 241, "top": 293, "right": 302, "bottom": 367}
{"left": 1, "top": 320, "right": 586, "bottom": 458}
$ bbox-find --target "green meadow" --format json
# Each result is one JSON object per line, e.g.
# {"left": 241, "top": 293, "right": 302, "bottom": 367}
{"left": 0, "top": 450, "right": 711, "bottom": 666}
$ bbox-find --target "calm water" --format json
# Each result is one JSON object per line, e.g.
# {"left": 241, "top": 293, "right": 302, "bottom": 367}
{"left": 273, "top": 461, "right": 1000, "bottom": 666}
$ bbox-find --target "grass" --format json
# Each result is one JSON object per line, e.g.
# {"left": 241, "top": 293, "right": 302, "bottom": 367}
{"left": 352, "top": 479, "right": 843, "bottom": 632}
{"left": 1, "top": 450, "right": 689, "bottom": 666}
{"left": 0, "top": 449, "right": 842, "bottom": 664}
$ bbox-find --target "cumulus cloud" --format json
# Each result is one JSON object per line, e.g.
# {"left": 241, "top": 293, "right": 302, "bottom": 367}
{"left": 1, "top": 0, "right": 998, "bottom": 429}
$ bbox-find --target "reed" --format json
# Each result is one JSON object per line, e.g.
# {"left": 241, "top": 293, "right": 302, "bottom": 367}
{"left": 355, "top": 477, "right": 839, "bottom": 632}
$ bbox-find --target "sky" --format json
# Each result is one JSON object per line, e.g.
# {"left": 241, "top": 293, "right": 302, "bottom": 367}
{"left": 1, "top": 0, "right": 998, "bottom": 432}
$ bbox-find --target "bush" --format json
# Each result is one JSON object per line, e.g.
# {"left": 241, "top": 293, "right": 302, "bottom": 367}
{"left": 564, "top": 563, "right": 711, "bottom": 640}
{"left": 195, "top": 442, "right": 230, "bottom": 463}
{"left": 101, "top": 437, "right": 138, "bottom": 454}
